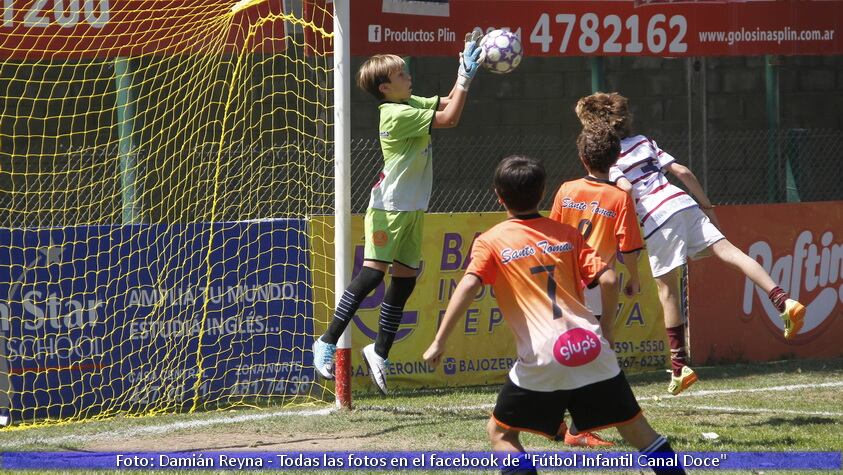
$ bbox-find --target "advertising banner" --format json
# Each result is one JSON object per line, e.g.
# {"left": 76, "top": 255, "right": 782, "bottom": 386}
{"left": 312, "top": 212, "right": 669, "bottom": 392}
{"left": 0, "top": 220, "right": 313, "bottom": 424}
{"left": 352, "top": 0, "right": 843, "bottom": 57}
{"left": 0, "top": 0, "right": 286, "bottom": 59}
{"left": 688, "top": 202, "right": 843, "bottom": 363}
{"left": 5, "top": 1, "right": 840, "bottom": 59}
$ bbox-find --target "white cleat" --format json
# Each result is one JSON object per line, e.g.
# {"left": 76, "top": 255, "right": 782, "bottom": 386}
{"left": 361, "top": 344, "right": 390, "bottom": 395}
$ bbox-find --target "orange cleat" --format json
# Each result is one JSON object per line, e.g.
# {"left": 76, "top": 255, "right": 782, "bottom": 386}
{"left": 668, "top": 365, "right": 698, "bottom": 395}
{"left": 781, "top": 299, "right": 806, "bottom": 340}
{"left": 564, "top": 429, "right": 615, "bottom": 447}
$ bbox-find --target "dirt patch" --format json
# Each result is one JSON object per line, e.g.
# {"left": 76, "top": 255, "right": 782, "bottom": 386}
{"left": 83, "top": 429, "right": 415, "bottom": 452}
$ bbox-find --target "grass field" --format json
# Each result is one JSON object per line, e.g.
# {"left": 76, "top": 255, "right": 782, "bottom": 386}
{"left": 0, "top": 357, "right": 840, "bottom": 474}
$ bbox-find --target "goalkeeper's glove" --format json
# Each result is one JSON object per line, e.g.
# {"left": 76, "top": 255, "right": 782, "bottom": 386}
{"left": 457, "top": 30, "right": 483, "bottom": 90}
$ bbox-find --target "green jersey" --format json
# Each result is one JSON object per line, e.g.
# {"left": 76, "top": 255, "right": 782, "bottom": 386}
{"left": 370, "top": 95, "right": 439, "bottom": 211}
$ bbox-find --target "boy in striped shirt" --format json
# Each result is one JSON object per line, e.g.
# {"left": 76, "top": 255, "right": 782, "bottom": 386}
{"left": 576, "top": 92, "right": 806, "bottom": 395}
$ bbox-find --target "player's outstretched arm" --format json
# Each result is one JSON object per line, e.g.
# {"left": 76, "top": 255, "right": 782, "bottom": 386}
{"left": 622, "top": 251, "right": 641, "bottom": 297}
{"left": 432, "top": 32, "right": 481, "bottom": 128}
{"left": 438, "top": 82, "right": 459, "bottom": 110}
{"left": 598, "top": 269, "right": 619, "bottom": 346}
{"left": 432, "top": 88, "right": 466, "bottom": 128}
{"left": 423, "top": 274, "right": 482, "bottom": 367}
{"left": 609, "top": 165, "right": 633, "bottom": 194}
{"left": 616, "top": 176, "right": 633, "bottom": 194}
{"left": 665, "top": 162, "right": 720, "bottom": 228}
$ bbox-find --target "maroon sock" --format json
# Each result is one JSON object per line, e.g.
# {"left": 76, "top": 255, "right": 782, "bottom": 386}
{"left": 665, "top": 324, "right": 687, "bottom": 377}
{"left": 768, "top": 286, "right": 789, "bottom": 313}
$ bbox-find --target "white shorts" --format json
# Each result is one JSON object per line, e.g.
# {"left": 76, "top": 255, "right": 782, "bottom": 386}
{"left": 583, "top": 284, "right": 603, "bottom": 317}
{"left": 645, "top": 207, "right": 725, "bottom": 278}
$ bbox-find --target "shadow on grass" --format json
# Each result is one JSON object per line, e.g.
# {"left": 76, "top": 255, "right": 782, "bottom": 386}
{"left": 355, "top": 385, "right": 500, "bottom": 402}
{"left": 746, "top": 416, "right": 839, "bottom": 427}
{"left": 161, "top": 414, "right": 485, "bottom": 452}
{"left": 369, "top": 356, "right": 843, "bottom": 401}
{"left": 627, "top": 356, "right": 843, "bottom": 386}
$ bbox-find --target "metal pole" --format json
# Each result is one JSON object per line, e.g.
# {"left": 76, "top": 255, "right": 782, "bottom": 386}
{"left": 766, "top": 55, "right": 780, "bottom": 203}
{"left": 686, "top": 58, "right": 694, "bottom": 171}
{"left": 700, "top": 57, "right": 708, "bottom": 193}
{"left": 333, "top": 0, "right": 352, "bottom": 410}
{"left": 114, "top": 57, "right": 140, "bottom": 223}
{"left": 785, "top": 128, "right": 803, "bottom": 202}
{"left": 590, "top": 56, "right": 605, "bottom": 92}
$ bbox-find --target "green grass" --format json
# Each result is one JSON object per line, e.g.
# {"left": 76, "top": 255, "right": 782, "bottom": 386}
{"left": 0, "top": 357, "right": 840, "bottom": 474}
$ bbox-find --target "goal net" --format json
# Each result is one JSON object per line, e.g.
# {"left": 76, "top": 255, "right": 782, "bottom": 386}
{"left": 0, "top": 0, "right": 334, "bottom": 427}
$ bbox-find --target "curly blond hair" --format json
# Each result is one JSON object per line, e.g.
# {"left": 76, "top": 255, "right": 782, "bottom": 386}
{"left": 575, "top": 92, "right": 633, "bottom": 138}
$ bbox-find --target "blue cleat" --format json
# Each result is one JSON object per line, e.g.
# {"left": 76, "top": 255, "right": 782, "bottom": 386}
{"left": 312, "top": 336, "right": 336, "bottom": 380}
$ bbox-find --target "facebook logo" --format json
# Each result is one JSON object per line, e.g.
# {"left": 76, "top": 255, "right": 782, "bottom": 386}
{"left": 368, "top": 24, "right": 382, "bottom": 42}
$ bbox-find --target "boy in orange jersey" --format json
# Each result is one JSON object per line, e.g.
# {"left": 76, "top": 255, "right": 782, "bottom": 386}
{"left": 424, "top": 156, "right": 685, "bottom": 475}
{"left": 551, "top": 125, "right": 644, "bottom": 329}
{"left": 548, "top": 124, "right": 645, "bottom": 447}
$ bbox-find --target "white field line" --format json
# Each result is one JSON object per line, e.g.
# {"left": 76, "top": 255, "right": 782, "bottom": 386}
{"left": 641, "top": 402, "right": 843, "bottom": 418}
{"left": 13, "top": 380, "right": 843, "bottom": 448}
{"left": 635, "top": 380, "right": 843, "bottom": 402}
{"left": 364, "top": 380, "right": 843, "bottom": 415}
{"left": 19, "top": 407, "right": 335, "bottom": 448}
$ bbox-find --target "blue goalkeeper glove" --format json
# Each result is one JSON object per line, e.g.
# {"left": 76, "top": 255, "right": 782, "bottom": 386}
{"left": 457, "top": 30, "right": 483, "bottom": 90}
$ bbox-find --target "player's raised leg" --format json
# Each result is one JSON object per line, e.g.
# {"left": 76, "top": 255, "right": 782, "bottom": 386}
{"left": 361, "top": 262, "right": 417, "bottom": 395}
{"left": 315, "top": 262, "right": 386, "bottom": 379}
{"left": 361, "top": 211, "right": 423, "bottom": 395}
{"left": 708, "top": 239, "right": 805, "bottom": 339}
{"left": 654, "top": 268, "right": 697, "bottom": 395}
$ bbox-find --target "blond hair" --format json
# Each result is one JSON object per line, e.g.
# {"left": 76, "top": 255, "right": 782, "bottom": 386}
{"left": 356, "top": 54, "right": 405, "bottom": 100}
{"left": 575, "top": 92, "right": 633, "bottom": 138}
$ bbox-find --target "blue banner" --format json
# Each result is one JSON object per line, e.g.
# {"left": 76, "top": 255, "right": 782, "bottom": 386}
{"left": 0, "top": 451, "right": 839, "bottom": 470}
{"left": 0, "top": 220, "right": 314, "bottom": 424}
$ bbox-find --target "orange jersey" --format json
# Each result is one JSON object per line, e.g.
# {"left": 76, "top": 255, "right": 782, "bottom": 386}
{"left": 466, "top": 215, "right": 620, "bottom": 391}
{"left": 549, "top": 177, "right": 644, "bottom": 264}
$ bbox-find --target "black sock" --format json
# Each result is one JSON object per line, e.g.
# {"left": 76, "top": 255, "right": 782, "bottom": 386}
{"left": 374, "top": 276, "right": 416, "bottom": 358}
{"left": 640, "top": 435, "right": 685, "bottom": 475}
{"left": 322, "top": 267, "right": 384, "bottom": 345}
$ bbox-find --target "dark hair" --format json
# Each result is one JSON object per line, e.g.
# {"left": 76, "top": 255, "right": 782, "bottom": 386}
{"left": 493, "top": 155, "right": 546, "bottom": 212}
{"left": 577, "top": 125, "right": 621, "bottom": 173}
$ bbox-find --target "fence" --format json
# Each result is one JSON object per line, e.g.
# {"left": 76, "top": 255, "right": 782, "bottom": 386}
{"left": 1, "top": 128, "right": 841, "bottom": 225}
{"left": 351, "top": 128, "right": 843, "bottom": 213}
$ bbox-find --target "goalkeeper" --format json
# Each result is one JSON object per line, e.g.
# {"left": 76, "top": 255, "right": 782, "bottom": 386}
{"left": 312, "top": 32, "right": 483, "bottom": 395}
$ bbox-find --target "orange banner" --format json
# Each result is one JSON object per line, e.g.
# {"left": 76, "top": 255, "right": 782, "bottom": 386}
{"left": 688, "top": 201, "right": 843, "bottom": 363}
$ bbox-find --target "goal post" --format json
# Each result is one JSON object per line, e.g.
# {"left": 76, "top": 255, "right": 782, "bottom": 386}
{"left": 332, "top": 0, "right": 353, "bottom": 410}
{"left": 0, "top": 0, "right": 342, "bottom": 426}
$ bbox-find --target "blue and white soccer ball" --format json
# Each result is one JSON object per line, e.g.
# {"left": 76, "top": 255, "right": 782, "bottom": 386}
{"left": 479, "top": 29, "right": 522, "bottom": 74}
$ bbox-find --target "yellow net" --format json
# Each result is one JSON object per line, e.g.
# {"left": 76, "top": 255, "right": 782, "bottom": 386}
{"left": 0, "top": 0, "right": 335, "bottom": 427}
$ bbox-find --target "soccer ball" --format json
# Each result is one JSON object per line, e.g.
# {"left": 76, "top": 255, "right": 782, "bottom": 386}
{"left": 479, "top": 29, "right": 522, "bottom": 74}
